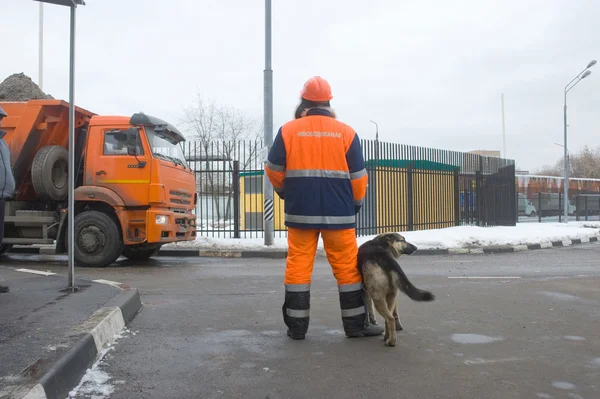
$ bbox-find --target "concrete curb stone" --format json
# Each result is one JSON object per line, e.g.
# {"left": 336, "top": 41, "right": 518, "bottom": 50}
{"left": 20, "top": 289, "right": 142, "bottom": 399}
{"left": 9, "top": 235, "right": 600, "bottom": 260}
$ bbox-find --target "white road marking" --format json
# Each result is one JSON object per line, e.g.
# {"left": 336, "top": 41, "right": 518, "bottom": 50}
{"left": 15, "top": 268, "right": 56, "bottom": 276}
{"left": 448, "top": 276, "right": 521, "bottom": 279}
{"left": 464, "top": 357, "right": 527, "bottom": 365}
{"left": 92, "top": 279, "right": 123, "bottom": 288}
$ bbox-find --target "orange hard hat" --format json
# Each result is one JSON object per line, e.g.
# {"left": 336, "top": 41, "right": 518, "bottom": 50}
{"left": 300, "top": 76, "right": 333, "bottom": 102}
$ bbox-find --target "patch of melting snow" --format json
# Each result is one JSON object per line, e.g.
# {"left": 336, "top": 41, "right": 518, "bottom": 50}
{"left": 552, "top": 381, "right": 576, "bottom": 390}
{"left": 260, "top": 330, "right": 280, "bottom": 336}
{"left": 591, "top": 357, "right": 600, "bottom": 366}
{"left": 536, "top": 394, "right": 552, "bottom": 399}
{"left": 45, "top": 343, "right": 69, "bottom": 352}
{"left": 451, "top": 334, "right": 504, "bottom": 344}
{"left": 563, "top": 336, "right": 586, "bottom": 341}
{"left": 68, "top": 328, "right": 132, "bottom": 398}
{"left": 538, "top": 291, "right": 579, "bottom": 301}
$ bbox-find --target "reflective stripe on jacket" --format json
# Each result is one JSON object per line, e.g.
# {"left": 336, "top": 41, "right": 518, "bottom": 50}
{"left": 265, "top": 108, "right": 368, "bottom": 230}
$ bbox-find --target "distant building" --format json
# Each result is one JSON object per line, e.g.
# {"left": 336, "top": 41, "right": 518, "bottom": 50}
{"left": 468, "top": 150, "right": 501, "bottom": 158}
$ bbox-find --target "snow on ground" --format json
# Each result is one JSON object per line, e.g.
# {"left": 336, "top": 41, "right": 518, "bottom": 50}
{"left": 68, "top": 328, "right": 135, "bottom": 399}
{"left": 165, "top": 222, "right": 600, "bottom": 251}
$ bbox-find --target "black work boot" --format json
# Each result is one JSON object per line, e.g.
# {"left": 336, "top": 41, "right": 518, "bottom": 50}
{"left": 0, "top": 285, "right": 8, "bottom": 293}
{"left": 282, "top": 284, "right": 310, "bottom": 340}
{"left": 338, "top": 283, "right": 384, "bottom": 338}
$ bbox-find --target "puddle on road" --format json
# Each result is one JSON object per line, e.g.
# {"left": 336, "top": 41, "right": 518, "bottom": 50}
{"left": 451, "top": 334, "right": 504, "bottom": 344}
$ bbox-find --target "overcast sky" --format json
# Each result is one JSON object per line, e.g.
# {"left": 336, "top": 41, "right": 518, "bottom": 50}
{"left": 3, "top": 0, "right": 599, "bottom": 172}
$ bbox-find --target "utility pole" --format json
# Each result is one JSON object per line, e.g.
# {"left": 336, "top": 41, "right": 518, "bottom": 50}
{"left": 501, "top": 93, "right": 506, "bottom": 158}
{"left": 263, "top": 0, "right": 274, "bottom": 245}
{"left": 34, "top": 0, "right": 86, "bottom": 290}
{"left": 370, "top": 120, "right": 379, "bottom": 162}
{"left": 39, "top": 2, "right": 43, "bottom": 90}
{"left": 563, "top": 59, "right": 596, "bottom": 223}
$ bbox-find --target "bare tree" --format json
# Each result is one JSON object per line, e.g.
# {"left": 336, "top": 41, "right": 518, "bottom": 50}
{"left": 181, "top": 94, "right": 262, "bottom": 223}
{"left": 535, "top": 146, "right": 600, "bottom": 178}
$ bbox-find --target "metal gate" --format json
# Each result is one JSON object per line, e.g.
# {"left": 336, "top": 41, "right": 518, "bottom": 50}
{"left": 478, "top": 164, "right": 516, "bottom": 226}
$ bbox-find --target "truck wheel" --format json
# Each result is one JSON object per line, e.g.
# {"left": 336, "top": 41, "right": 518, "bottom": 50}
{"left": 74, "top": 211, "right": 123, "bottom": 267}
{"left": 122, "top": 244, "right": 162, "bottom": 261}
{"left": 0, "top": 244, "right": 13, "bottom": 256}
{"left": 32, "top": 145, "right": 69, "bottom": 201}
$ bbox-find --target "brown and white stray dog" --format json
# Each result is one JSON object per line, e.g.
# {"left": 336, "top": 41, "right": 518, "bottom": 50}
{"left": 357, "top": 233, "right": 435, "bottom": 347}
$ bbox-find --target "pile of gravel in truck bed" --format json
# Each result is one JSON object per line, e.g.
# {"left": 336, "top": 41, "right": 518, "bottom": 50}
{"left": 0, "top": 73, "right": 54, "bottom": 101}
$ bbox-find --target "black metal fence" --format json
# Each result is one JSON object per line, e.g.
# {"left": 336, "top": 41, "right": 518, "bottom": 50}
{"left": 184, "top": 139, "right": 516, "bottom": 238}
{"left": 515, "top": 175, "right": 600, "bottom": 224}
{"left": 516, "top": 192, "right": 600, "bottom": 223}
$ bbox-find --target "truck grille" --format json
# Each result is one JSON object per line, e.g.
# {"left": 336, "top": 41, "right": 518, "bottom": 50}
{"left": 170, "top": 190, "right": 192, "bottom": 205}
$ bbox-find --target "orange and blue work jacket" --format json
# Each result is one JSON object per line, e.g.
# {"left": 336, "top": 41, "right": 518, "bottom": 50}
{"left": 265, "top": 108, "right": 368, "bottom": 230}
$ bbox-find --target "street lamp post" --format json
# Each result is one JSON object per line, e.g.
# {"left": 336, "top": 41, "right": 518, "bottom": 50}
{"left": 263, "top": 0, "right": 274, "bottom": 246}
{"left": 33, "top": 0, "right": 86, "bottom": 290}
{"left": 563, "top": 59, "right": 596, "bottom": 223}
{"left": 369, "top": 120, "right": 379, "bottom": 163}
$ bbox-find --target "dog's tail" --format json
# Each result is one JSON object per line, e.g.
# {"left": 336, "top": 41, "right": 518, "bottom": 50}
{"left": 374, "top": 252, "right": 435, "bottom": 302}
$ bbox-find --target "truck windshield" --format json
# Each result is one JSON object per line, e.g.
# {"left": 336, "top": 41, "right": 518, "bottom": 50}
{"left": 146, "top": 127, "right": 188, "bottom": 168}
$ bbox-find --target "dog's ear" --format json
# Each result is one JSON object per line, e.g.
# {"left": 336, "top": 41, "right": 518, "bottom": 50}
{"left": 383, "top": 233, "right": 398, "bottom": 245}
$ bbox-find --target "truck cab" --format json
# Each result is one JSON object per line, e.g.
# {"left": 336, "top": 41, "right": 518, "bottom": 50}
{"left": 72, "top": 112, "right": 197, "bottom": 265}
{"left": 0, "top": 100, "right": 197, "bottom": 267}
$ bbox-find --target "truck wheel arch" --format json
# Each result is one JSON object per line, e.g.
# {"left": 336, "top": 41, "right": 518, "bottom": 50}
{"left": 55, "top": 187, "right": 127, "bottom": 255}
{"left": 73, "top": 210, "right": 124, "bottom": 267}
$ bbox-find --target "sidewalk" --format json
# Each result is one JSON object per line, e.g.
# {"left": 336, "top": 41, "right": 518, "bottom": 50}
{"left": 160, "top": 221, "right": 600, "bottom": 257}
{"left": 8, "top": 222, "right": 600, "bottom": 259}
{"left": 0, "top": 267, "right": 141, "bottom": 399}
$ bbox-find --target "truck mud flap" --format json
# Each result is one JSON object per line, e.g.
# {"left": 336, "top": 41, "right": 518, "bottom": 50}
{"left": 55, "top": 210, "right": 68, "bottom": 254}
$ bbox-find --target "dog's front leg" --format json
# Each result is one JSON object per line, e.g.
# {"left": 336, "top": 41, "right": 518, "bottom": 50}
{"left": 391, "top": 296, "right": 403, "bottom": 331}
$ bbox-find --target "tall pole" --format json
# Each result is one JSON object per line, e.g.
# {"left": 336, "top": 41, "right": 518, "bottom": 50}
{"left": 501, "top": 93, "right": 506, "bottom": 158}
{"left": 370, "top": 120, "right": 379, "bottom": 162}
{"left": 563, "top": 93, "right": 568, "bottom": 223}
{"left": 38, "top": 2, "right": 43, "bottom": 90}
{"left": 67, "top": 4, "right": 76, "bottom": 288}
{"left": 562, "top": 60, "right": 597, "bottom": 223}
{"left": 263, "top": 0, "right": 274, "bottom": 246}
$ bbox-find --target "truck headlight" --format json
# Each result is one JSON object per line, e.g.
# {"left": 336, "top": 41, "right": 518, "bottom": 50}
{"left": 156, "top": 215, "right": 169, "bottom": 224}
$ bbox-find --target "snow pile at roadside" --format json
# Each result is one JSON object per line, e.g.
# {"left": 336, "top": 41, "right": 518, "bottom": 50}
{"left": 164, "top": 222, "right": 600, "bottom": 251}
{"left": 68, "top": 328, "right": 134, "bottom": 398}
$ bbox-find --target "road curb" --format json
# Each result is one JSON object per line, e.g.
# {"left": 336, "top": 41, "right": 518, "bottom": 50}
{"left": 160, "top": 235, "right": 600, "bottom": 258}
{"left": 20, "top": 289, "right": 142, "bottom": 399}
{"left": 9, "top": 235, "right": 600, "bottom": 260}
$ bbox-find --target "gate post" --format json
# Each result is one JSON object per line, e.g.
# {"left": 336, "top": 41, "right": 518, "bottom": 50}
{"left": 407, "top": 163, "right": 414, "bottom": 231}
{"left": 232, "top": 160, "right": 240, "bottom": 239}
{"left": 453, "top": 168, "right": 460, "bottom": 226}
{"left": 475, "top": 170, "right": 482, "bottom": 226}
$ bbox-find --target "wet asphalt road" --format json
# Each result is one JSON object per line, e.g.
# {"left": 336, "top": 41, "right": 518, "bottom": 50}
{"left": 2, "top": 243, "right": 600, "bottom": 399}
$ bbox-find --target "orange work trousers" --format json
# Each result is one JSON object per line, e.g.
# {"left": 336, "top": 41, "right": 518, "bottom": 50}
{"left": 284, "top": 227, "right": 362, "bottom": 287}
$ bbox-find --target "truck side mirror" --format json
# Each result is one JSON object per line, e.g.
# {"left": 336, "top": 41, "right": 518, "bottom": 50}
{"left": 125, "top": 128, "right": 140, "bottom": 155}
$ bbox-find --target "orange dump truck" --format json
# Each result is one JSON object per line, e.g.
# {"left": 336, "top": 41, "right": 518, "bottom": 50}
{"left": 0, "top": 99, "right": 197, "bottom": 267}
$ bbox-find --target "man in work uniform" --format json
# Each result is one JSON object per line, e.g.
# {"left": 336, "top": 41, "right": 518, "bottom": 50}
{"left": 265, "top": 76, "right": 383, "bottom": 340}
{"left": 1, "top": 105, "right": 16, "bottom": 293}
